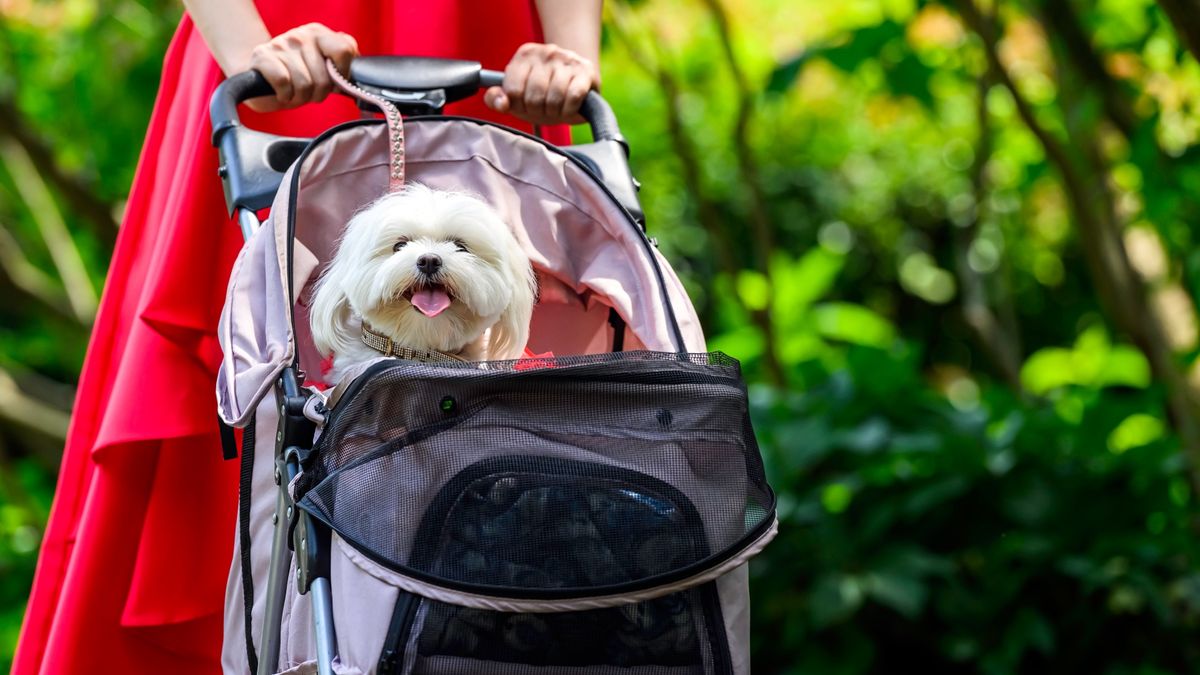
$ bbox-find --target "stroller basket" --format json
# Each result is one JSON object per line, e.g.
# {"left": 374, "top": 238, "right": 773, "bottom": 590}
{"left": 296, "top": 352, "right": 774, "bottom": 606}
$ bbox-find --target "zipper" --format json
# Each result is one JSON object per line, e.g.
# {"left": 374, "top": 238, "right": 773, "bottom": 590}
{"left": 377, "top": 591, "right": 422, "bottom": 675}
{"left": 700, "top": 582, "right": 734, "bottom": 675}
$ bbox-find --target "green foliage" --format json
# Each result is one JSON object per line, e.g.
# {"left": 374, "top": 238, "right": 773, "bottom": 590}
{"left": 0, "top": 460, "right": 53, "bottom": 664}
{"left": 607, "top": 0, "right": 1200, "bottom": 670}
{"left": 748, "top": 341, "right": 1200, "bottom": 673}
{"left": 1020, "top": 325, "right": 1151, "bottom": 395}
{"left": 0, "top": 2, "right": 182, "bottom": 670}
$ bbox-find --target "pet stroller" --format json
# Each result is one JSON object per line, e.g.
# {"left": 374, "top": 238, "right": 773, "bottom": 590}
{"left": 211, "top": 56, "right": 778, "bottom": 675}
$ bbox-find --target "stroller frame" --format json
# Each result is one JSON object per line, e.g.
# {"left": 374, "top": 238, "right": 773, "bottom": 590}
{"left": 210, "top": 56, "right": 647, "bottom": 675}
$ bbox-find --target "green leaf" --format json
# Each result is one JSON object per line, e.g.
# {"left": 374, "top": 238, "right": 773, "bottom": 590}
{"left": 707, "top": 325, "right": 764, "bottom": 362}
{"left": 810, "top": 573, "right": 864, "bottom": 627}
{"left": 821, "top": 22, "right": 907, "bottom": 73}
{"left": 772, "top": 249, "right": 845, "bottom": 332}
{"left": 882, "top": 50, "right": 935, "bottom": 109}
{"left": 811, "top": 302, "right": 897, "bottom": 348}
{"left": 766, "top": 52, "right": 809, "bottom": 95}
{"left": 801, "top": 20, "right": 933, "bottom": 107}
{"left": 836, "top": 417, "right": 891, "bottom": 454}
{"left": 822, "top": 482, "right": 855, "bottom": 514}
{"left": 1096, "top": 346, "right": 1152, "bottom": 389}
{"left": 1107, "top": 413, "right": 1165, "bottom": 454}
{"left": 902, "top": 477, "right": 969, "bottom": 518}
{"left": 1020, "top": 327, "right": 1150, "bottom": 394}
{"left": 736, "top": 270, "right": 771, "bottom": 311}
{"left": 1020, "top": 348, "right": 1076, "bottom": 395}
{"left": 773, "top": 417, "right": 837, "bottom": 473}
{"left": 863, "top": 570, "right": 928, "bottom": 618}
{"left": 779, "top": 331, "right": 827, "bottom": 367}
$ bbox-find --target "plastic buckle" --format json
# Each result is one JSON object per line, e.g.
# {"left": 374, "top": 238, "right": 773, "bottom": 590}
{"left": 355, "top": 84, "right": 447, "bottom": 115}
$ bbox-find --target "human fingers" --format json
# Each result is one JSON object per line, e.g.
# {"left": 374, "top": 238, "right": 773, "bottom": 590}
{"left": 247, "top": 46, "right": 293, "bottom": 112}
{"left": 561, "top": 73, "right": 592, "bottom": 125}
{"left": 502, "top": 51, "right": 534, "bottom": 120}
{"left": 275, "top": 46, "right": 314, "bottom": 107}
{"left": 247, "top": 25, "right": 329, "bottom": 110}
{"left": 315, "top": 29, "right": 359, "bottom": 77}
{"left": 299, "top": 39, "right": 333, "bottom": 102}
{"left": 244, "top": 23, "right": 361, "bottom": 111}
{"left": 484, "top": 86, "right": 510, "bottom": 113}
{"left": 500, "top": 43, "right": 599, "bottom": 125}
{"left": 522, "top": 62, "right": 553, "bottom": 123}
{"left": 543, "top": 65, "right": 574, "bottom": 123}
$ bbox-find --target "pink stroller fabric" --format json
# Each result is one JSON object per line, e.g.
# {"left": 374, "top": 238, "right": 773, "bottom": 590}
{"left": 216, "top": 117, "right": 771, "bottom": 675}
{"left": 217, "top": 121, "right": 705, "bottom": 427}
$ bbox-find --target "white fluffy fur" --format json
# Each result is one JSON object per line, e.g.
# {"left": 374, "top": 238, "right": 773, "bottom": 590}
{"left": 310, "top": 184, "right": 536, "bottom": 380}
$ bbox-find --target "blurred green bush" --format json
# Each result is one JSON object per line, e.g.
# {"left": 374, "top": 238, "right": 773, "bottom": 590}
{"left": 605, "top": 1, "right": 1200, "bottom": 671}
{"left": 746, "top": 313, "right": 1200, "bottom": 673}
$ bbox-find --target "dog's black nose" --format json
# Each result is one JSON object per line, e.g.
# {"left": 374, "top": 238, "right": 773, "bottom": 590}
{"left": 416, "top": 253, "right": 442, "bottom": 275}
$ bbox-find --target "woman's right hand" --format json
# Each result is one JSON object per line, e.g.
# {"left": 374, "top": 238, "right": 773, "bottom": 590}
{"left": 245, "top": 23, "right": 359, "bottom": 112}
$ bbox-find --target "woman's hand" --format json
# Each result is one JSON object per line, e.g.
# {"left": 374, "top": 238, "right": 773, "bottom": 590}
{"left": 485, "top": 43, "right": 599, "bottom": 125}
{"left": 245, "top": 23, "right": 360, "bottom": 112}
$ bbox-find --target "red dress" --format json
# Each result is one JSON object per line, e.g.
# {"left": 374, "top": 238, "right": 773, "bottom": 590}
{"left": 12, "top": 4, "right": 570, "bottom": 673}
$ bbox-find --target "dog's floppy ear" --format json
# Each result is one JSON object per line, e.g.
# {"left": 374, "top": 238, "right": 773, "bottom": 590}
{"left": 488, "top": 230, "right": 537, "bottom": 360}
{"left": 309, "top": 239, "right": 358, "bottom": 359}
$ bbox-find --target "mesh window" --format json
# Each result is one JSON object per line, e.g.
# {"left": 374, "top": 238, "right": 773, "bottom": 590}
{"left": 297, "top": 351, "right": 775, "bottom": 598}
{"left": 408, "top": 589, "right": 720, "bottom": 673}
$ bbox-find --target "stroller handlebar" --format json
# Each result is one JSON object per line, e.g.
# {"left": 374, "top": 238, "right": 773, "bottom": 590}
{"left": 210, "top": 56, "right": 626, "bottom": 150}
{"left": 209, "top": 70, "right": 274, "bottom": 144}
{"left": 209, "top": 57, "right": 639, "bottom": 221}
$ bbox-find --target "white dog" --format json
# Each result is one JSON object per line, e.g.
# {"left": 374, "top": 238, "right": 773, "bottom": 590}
{"left": 310, "top": 184, "right": 536, "bottom": 380}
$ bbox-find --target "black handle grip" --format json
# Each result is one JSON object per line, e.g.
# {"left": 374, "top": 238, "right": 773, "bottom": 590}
{"left": 210, "top": 70, "right": 275, "bottom": 145}
{"left": 579, "top": 93, "right": 624, "bottom": 149}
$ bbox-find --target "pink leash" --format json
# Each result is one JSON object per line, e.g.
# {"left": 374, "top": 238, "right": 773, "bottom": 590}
{"left": 326, "top": 59, "right": 406, "bottom": 192}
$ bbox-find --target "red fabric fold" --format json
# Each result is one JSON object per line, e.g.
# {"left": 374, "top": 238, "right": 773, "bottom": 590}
{"left": 14, "top": 4, "right": 568, "bottom": 672}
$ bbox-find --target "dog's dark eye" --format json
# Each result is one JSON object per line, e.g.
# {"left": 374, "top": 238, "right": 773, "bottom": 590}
{"left": 453, "top": 239, "right": 469, "bottom": 253}
{"left": 393, "top": 239, "right": 408, "bottom": 252}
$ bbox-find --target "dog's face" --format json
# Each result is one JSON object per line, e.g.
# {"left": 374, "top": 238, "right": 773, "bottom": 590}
{"left": 310, "top": 185, "right": 535, "bottom": 364}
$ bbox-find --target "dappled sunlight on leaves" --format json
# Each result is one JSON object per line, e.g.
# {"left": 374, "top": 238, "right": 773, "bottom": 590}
{"left": 1020, "top": 325, "right": 1152, "bottom": 395}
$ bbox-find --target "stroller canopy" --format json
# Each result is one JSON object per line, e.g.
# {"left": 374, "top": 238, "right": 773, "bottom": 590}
{"left": 217, "top": 118, "right": 705, "bottom": 426}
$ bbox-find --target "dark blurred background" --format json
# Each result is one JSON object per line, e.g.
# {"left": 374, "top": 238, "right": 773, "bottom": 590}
{"left": 5, "top": 0, "right": 1200, "bottom": 672}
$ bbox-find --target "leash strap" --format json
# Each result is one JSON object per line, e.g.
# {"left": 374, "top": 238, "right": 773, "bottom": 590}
{"left": 238, "top": 413, "right": 258, "bottom": 673}
{"left": 326, "top": 60, "right": 405, "bottom": 192}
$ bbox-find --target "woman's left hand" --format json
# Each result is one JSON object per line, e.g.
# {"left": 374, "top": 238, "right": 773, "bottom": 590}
{"left": 485, "top": 42, "right": 599, "bottom": 125}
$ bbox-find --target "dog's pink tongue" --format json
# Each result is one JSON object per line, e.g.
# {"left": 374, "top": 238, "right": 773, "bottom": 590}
{"left": 411, "top": 287, "right": 452, "bottom": 317}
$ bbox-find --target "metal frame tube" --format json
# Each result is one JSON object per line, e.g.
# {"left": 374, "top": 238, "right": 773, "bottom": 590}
{"left": 237, "top": 207, "right": 261, "bottom": 240}
{"left": 311, "top": 577, "right": 338, "bottom": 675}
{"left": 254, "top": 463, "right": 293, "bottom": 675}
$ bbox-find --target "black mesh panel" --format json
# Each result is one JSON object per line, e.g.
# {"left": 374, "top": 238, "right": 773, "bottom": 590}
{"left": 412, "top": 590, "right": 713, "bottom": 672}
{"left": 297, "top": 351, "right": 774, "bottom": 599}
